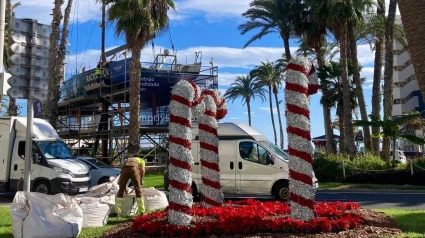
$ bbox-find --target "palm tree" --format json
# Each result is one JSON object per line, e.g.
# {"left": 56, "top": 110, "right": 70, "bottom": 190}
{"left": 224, "top": 75, "right": 266, "bottom": 126}
{"left": 398, "top": 0, "right": 425, "bottom": 107}
{"left": 250, "top": 61, "right": 284, "bottom": 148}
{"left": 102, "top": 0, "right": 176, "bottom": 154}
{"left": 355, "top": 114, "right": 425, "bottom": 163}
{"left": 238, "top": 0, "right": 303, "bottom": 61}
{"left": 43, "top": 0, "right": 73, "bottom": 129}
{"left": 346, "top": 0, "right": 375, "bottom": 153}
{"left": 5, "top": 0, "right": 21, "bottom": 116}
{"left": 382, "top": 0, "right": 398, "bottom": 163}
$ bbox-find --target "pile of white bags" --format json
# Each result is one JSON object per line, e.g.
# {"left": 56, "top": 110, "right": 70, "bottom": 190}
{"left": 10, "top": 191, "right": 83, "bottom": 238}
{"left": 75, "top": 179, "right": 117, "bottom": 228}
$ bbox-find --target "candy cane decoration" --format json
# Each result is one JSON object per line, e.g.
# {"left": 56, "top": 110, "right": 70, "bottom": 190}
{"left": 199, "top": 89, "right": 227, "bottom": 207}
{"left": 285, "top": 57, "right": 318, "bottom": 221}
{"left": 168, "top": 80, "right": 205, "bottom": 225}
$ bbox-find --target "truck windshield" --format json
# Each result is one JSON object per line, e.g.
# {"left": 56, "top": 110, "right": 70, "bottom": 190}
{"left": 38, "top": 140, "right": 74, "bottom": 159}
{"left": 259, "top": 141, "right": 288, "bottom": 161}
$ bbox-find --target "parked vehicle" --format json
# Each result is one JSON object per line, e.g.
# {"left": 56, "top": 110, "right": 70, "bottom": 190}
{"left": 77, "top": 157, "right": 121, "bottom": 187}
{"left": 390, "top": 150, "right": 407, "bottom": 164}
{"left": 0, "top": 117, "right": 91, "bottom": 194}
{"left": 164, "top": 122, "right": 319, "bottom": 201}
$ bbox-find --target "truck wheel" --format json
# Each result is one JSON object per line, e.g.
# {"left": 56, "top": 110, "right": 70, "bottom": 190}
{"left": 274, "top": 181, "right": 289, "bottom": 202}
{"left": 33, "top": 181, "right": 50, "bottom": 194}
{"left": 98, "top": 177, "right": 111, "bottom": 185}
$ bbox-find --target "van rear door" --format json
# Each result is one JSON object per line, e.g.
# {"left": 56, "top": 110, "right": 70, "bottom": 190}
{"left": 191, "top": 141, "right": 200, "bottom": 186}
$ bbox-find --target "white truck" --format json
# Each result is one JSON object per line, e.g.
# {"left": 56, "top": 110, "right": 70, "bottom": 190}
{"left": 164, "top": 122, "right": 319, "bottom": 201}
{"left": 0, "top": 116, "right": 91, "bottom": 195}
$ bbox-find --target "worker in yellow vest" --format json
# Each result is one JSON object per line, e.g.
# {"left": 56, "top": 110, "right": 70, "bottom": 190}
{"left": 114, "top": 153, "right": 146, "bottom": 216}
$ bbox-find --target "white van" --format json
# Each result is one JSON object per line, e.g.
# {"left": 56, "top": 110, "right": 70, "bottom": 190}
{"left": 165, "top": 122, "right": 319, "bottom": 201}
{"left": 0, "top": 117, "right": 91, "bottom": 194}
{"left": 390, "top": 150, "right": 407, "bottom": 164}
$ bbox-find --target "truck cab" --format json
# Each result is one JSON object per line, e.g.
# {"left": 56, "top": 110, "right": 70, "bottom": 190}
{"left": 0, "top": 117, "right": 91, "bottom": 195}
{"left": 164, "top": 122, "right": 319, "bottom": 201}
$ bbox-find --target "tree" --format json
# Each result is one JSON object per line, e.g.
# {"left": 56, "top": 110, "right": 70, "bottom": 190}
{"left": 43, "top": 0, "right": 73, "bottom": 128}
{"left": 382, "top": 0, "right": 398, "bottom": 163}
{"left": 5, "top": 0, "right": 21, "bottom": 116}
{"left": 398, "top": 0, "right": 425, "bottom": 109}
{"left": 238, "top": 0, "right": 302, "bottom": 61}
{"left": 250, "top": 61, "right": 284, "bottom": 148}
{"left": 224, "top": 75, "right": 266, "bottom": 126}
{"left": 102, "top": 0, "right": 176, "bottom": 154}
{"left": 354, "top": 114, "right": 425, "bottom": 162}
{"left": 346, "top": 0, "right": 375, "bottom": 153}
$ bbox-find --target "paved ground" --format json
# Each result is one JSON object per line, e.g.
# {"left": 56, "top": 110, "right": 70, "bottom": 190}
{"left": 2, "top": 190, "right": 424, "bottom": 209}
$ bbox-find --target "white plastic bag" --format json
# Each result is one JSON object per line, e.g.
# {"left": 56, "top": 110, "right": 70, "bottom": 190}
{"left": 75, "top": 195, "right": 114, "bottom": 228}
{"left": 143, "top": 187, "right": 169, "bottom": 212}
{"left": 10, "top": 191, "right": 83, "bottom": 238}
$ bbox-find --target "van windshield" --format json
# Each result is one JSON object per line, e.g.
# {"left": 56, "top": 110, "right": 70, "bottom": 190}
{"left": 37, "top": 140, "right": 74, "bottom": 159}
{"left": 259, "top": 141, "right": 288, "bottom": 161}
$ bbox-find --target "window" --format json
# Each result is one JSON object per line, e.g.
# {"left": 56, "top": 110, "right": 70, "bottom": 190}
{"left": 38, "top": 140, "right": 73, "bottom": 159}
{"left": 239, "top": 141, "right": 271, "bottom": 165}
{"left": 17, "top": 141, "right": 42, "bottom": 160}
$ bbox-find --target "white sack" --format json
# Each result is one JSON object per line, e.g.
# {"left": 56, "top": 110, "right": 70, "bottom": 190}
{"left": 143, "top": 187, "right": 169, "bottom": 212}
{"left": 75, "top": 195, "right": 115, "bottom": 228}
{"left": 10, "top": 191, "right": 83, "bottom": 238}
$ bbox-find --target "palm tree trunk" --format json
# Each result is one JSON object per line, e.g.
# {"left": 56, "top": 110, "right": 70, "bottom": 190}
{"left": 273, "top": 90, "right": 284, "bottom": 149}
{"left": 371, "top": 0, "right": 385, "bottom": 155}
{"left": 5, "top": 0, "right": 16, "bottom": 116}
{"left": 398, "top": 0, "right": 425, "bottom": 107}
{"left": 316, "top": 47, "right": 336, "bottom": 153}
{"left": 43, "top": 0, "right": 63, "bottom": 126}
{"left": 101, "top": 1, "right": 106, "bottom": 62}
{"left": 383, "top": 0, "right": 398, "bottom": 162}
{"left": 268, "top": 85, "right": 277, "bottom": 145}
{"left": 128, "top": 45, "right": 143, "bottom": 154}
{"left": 48, "top": 0, "right": 72, "bottom": 128}
{"left": 247, "top": 99, "right": 252, "bottom": 126}
{"left": 340, "top": 25, "right": 356, "bottom": 157}
{"left": 337, "top": 105, "right": 345, "bottom": 153}
{"left": 348, "top": 21, "right": 372, "bottom": 153}
{"left": 281, "top": 32, "right": 291, "bottom": 61}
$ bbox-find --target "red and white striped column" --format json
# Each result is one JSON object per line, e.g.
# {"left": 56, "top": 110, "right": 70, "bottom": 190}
{"left": 285, "top": 57, "right": 318, "bottom": 221}
{"left": 168, "top": 80, "right": 205, "bottom": 225}
{"left": 199, "top": 89, "right": 227, "bottom": 207}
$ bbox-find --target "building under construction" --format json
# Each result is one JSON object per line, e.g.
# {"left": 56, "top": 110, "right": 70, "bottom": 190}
{"left": 55, "top": 47, "right": 218, "bottom": 170}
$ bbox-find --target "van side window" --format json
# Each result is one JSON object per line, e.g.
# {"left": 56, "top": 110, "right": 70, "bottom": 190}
{"left": 239, "top": 141, "right": 270, "bottom": 165}
{"left": 17, "top": 141, "right": 42, "bottom": 160}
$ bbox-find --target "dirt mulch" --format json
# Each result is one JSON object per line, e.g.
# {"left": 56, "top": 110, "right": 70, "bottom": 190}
{"left": 101, "top": 208, "right": 402, "bottom": 238}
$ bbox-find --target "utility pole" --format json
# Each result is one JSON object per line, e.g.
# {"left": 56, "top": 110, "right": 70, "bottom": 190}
{"left": 0, "top": 0, "right": 6, "bottom": 71}
{"left": 101, "top": 1, "right": 106, "bottom": 63}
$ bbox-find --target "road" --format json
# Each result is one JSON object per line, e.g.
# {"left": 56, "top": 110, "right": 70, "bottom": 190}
{"left": 1, "top": 191, "right": 424, "bottom": 209}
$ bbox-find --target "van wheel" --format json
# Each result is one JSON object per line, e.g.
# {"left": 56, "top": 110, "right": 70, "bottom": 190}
{"left": 33, "top": 181, "right": 50, "bottom": 194}
{"left": 98, "top": 177, "right": 111, "bottom": 185}
{"left": 274, "top": 181, "right": 289, "bottom": 202}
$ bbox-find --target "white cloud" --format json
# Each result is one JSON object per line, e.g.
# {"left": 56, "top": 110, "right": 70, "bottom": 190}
{"left": 259, "top": 107, "right": 279, "bottom": 115}
{"left": 219, "top": 73, "right": 246, "bottom": 86}
{"left": 244, "top": 111, "right": 255, "bottom": 115}
{"left": 229, "top": 117, "right": 243, "bottom": 120}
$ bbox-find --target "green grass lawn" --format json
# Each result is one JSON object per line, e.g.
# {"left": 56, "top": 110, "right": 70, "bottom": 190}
{"left": 320, "top": 182, "right": 425, "bottom": 191}
{"left": 376, "top": 209, "right": 425, "bottom": 238}
{"left": 143, "top": 173, "right": 164, "bottom": 188}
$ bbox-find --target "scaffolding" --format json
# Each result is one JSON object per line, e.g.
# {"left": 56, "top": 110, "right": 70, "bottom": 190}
{"left": 56, "top": 51, "right": 218, "bottom": 166}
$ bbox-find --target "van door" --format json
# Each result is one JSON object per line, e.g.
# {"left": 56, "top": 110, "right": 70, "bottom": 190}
{"left": 236, "top": 141, "right": 276, "bottom": 194}
{"left": 218, "top": 141, "right": 236, "bottom": 193}
{"left": 191, "top": 141, "right": 200, "bottom": 186}
{"left": 9, "top": 139, "right": 42, "bottom": 191}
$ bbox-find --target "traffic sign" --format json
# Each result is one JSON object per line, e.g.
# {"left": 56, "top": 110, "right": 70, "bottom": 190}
{"left": 11, "top": 18, "right": 51, "bottom": 38}
{"left": 7, "top": 87, "right": 47, "bottom": 101}
{"left": 7, "top": 54, "right": 48, "bottom": 68}
{"left": 8, "top": 65, "right": 48, "bottom": 79}
{"left": 7, "top": 76, "right": 48, "bottom": 90}
{"left": 9, "top": 43, "right": 49, "bottom": 58}
{"left": 9, "top": 32, "right": 50, "bottom": 48}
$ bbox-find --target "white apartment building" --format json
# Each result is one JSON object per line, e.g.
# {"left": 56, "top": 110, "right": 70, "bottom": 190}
{"left": 390, "top": 16, "right": 424, "bottom": 152}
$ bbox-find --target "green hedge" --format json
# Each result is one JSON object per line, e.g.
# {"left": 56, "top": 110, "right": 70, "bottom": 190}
{"left": 312, "top": 153, "right": 417, "bottom": 182}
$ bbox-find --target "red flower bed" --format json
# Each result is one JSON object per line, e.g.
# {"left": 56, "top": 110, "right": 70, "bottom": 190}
{"left": 131, "top": 199, "right": 364, "bottom": 237}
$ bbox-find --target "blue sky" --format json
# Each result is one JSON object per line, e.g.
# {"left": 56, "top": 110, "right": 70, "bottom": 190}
{"left": 12, "top": 0, "right": 398, "bottom": 149}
